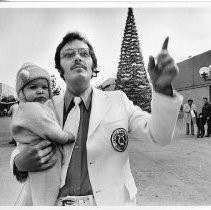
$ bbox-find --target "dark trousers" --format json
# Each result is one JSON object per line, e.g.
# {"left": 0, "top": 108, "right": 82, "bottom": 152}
{"left": 206, "top": 120, "right": 211, "bottom": 136}
{"left": 186, "top": 120, "right": 194, "bottom": 135}
{"left": 197, "top": 126, "right": 205, "bottom": 138}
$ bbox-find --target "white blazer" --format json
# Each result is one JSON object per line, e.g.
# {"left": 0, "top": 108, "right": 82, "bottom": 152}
{"left": 11, "top": 87, "right": 183, "bottom": 206}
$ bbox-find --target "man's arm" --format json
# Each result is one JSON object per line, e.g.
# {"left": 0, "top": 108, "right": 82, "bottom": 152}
{"left": 10, "top": 147, "right": 28, "bottom": 183}
{"left": 11, "top": 140, "right": 57, "bottom": 182}
{"left": 147, "top": 37, "right": 182, "bottom": 145}
{"left": 125, "top": 37, "right": 182, "bottom": 146}
{"left": 123, "top": 89, "right": 182, "bottom": 146}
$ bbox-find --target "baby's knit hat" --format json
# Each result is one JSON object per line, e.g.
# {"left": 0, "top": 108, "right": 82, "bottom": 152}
{"left": 16, "top": 62, "right": 53, "bottom": 101}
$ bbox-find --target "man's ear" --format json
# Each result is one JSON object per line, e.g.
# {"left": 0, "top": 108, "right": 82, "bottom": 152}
{"left": 92, "top": 67, "right": 100, "bottom": 78}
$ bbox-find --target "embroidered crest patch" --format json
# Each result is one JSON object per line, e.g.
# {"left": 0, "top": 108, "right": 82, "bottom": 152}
{"left": 111, "top": 128, "right": 128, "bottom": 152}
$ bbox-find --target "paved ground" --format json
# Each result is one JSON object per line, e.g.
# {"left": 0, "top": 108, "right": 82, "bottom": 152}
{"left": 132, "top": 120, "right": 211, "bottom": 206}
{"left": 0, "top": 117, "right": 22, "bottom": 206}
{"left": 0, "top": 116, "right": 211, "bottom": 206}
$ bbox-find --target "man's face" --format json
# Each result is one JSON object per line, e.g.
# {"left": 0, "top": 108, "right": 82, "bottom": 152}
{"left": 188, "top": 100, "right": 193, "bottom": 106}
{"left": 60, "top": 40, "right": 93, "bottom": 91}
{"left": 203, "top": 98, "right": 207, "bottom": 104}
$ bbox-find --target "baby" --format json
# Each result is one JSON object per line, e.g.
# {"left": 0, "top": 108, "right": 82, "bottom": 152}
{"left": 10, "top": 62, "right": 74, "bottom": 205}
{"left": 196, "top": 113, "right": 206, "bottom": 138}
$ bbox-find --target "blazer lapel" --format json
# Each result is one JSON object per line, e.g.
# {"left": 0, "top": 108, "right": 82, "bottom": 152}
{"left": 88, "top": 88, "right": 111, "bottom": 138}
{"left": 52, "top": 88, "right": 111, "bottom": 138}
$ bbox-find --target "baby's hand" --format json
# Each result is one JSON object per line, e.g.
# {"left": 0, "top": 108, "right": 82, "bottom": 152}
{"left": 67, "top": 138, "right": 75, "bottom": 144}
{"left": 66, "top": 132, "right": 75, "bottom": 144}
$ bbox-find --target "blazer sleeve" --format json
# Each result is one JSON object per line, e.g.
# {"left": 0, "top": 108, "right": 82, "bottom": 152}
{"left": 10, "top": 146, "right": 29, "bottom": 183}
{"left": 13, "top": 102, "right": 70, "bottom": 144}
{"left": 121, "top": 90, "right": 183, "bottom": 146}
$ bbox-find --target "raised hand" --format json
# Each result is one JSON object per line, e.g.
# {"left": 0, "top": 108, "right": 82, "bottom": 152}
{"left": 147, "top": 37, "right": 179, "bottom": 96}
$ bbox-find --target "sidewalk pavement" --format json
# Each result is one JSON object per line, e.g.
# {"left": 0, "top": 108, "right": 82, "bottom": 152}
{"left": 0, "top": 117, "right": 22, "bottom": 205}
{"left": 0, "top": 145, "right": 22, "bottom": 206}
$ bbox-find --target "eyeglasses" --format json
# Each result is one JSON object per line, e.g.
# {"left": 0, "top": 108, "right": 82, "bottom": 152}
{"left": 60, "top": 48, "right": 92, "bottom": 59}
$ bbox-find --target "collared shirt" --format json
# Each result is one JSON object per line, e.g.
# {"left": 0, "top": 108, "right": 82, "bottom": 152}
{"left": 59, "top": 86, "right": 93, "bottom": 197}
{"left": 64, "top": 86, "right": 92, "bottom": 117}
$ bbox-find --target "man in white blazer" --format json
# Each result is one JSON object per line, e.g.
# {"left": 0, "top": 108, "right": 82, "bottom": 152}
{"left": 11, "top": 32, "right": 183, "bottom": 206}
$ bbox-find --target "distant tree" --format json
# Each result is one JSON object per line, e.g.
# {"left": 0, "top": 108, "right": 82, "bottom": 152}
{"left": 50, "top": 74, "right": 61, "bottom": 96}
{"left": 115, "top": 7, "right": 151, "bottom": 112}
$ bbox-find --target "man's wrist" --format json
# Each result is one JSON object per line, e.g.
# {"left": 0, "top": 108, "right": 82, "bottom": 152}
{"left": 14, "top": 154, "right": 26, "bottom": 172}
{"left": 154, "top": 84, "right": 174, "bottom": 97}
{"left": 13, "top": 159, "right": 28, "bottom": 183}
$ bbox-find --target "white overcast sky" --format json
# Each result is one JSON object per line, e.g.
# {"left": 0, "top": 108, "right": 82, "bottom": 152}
{"left": 1, "top": 1, "right": 211, "bottom": 90}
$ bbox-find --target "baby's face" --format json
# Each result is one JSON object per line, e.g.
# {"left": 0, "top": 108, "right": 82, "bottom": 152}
{"left": 22, "top": 78, "right": 50, "bottom": 103}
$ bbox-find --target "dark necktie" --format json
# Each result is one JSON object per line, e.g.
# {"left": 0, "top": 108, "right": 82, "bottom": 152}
{"left": 61, "top": 97, "right": 82, "bottom": 187}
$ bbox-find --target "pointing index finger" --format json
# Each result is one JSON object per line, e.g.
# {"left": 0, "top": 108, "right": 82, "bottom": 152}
{"left": 162, "top": 36, "right": 169, "bottom": 50}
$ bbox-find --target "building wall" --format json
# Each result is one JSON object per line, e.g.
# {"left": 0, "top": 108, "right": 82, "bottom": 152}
{"left": 172, "top": 50, "right": 211, "bottom": 115}
{"left": 178, "top": 86, "right": 209, "bottom": 114}
{"left": 174, "top": 58, "right": 194, "bottom": 89}
{"left": 173, "top": 50, "right": 211, "bottom": 90}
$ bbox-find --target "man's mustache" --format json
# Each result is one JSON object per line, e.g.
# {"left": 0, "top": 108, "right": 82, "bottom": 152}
{"left": 71, "top": 63, "right": 87, "bottom": 71}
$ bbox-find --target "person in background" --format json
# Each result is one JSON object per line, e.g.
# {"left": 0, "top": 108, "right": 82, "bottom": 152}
{"left": 10, "top": 32, "right": 183, "bottom": 206}
{"left": 196, "top": 113, "right": 206, "bottom": 138}
{"left": 202, "top": 97, "right": 211, "bottom": 137}
{"left": 183, "top": 99, "right": 197, "bottom": 135}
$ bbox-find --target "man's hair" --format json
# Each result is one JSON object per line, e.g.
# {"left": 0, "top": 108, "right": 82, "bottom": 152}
{"left": 203, "top": 97, "right": 208, "bottom": 101}
{"left": 54, "top": 31, "right": 97, "bottom": 80}
{"left": 188, "top": 99, "right": 193, "bottom": 103}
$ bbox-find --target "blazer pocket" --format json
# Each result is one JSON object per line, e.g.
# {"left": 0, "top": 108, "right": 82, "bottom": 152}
{"left": 124, "top": 178, "right": 137, "bottom": 200}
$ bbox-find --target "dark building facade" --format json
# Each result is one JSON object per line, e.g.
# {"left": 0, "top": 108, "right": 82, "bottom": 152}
{"left": 173, "top": 50, "right": 211, "bottom": 113}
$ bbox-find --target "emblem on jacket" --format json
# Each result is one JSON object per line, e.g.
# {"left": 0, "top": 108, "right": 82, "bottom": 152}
{"left": 111, "top": 128, "right": 128, "bottom": 152}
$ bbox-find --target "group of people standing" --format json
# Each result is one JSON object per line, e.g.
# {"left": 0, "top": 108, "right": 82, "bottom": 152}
{"left": 183, "top": 97, "right": 211, "bottom": 138}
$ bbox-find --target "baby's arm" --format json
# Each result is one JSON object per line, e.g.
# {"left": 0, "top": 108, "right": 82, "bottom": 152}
{"left": 15, "top": 103, "right": 74, "bottom": 144}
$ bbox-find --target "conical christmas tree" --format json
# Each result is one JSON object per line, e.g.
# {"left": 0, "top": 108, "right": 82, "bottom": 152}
{"left": 115, "top": 8, "right": 151, "bottom": 112}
